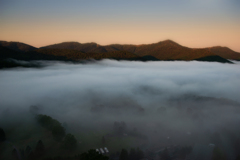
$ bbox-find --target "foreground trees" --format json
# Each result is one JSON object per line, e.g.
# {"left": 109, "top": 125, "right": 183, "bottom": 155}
{"left": 36, "top": 114, "right": 78, "bottom": 151}
{"left": 212, "top": 147, "right": 227, "bottom": 160}
{"left": 80, "top": 149, "right": 109, "bottom": 160}
{"left": 119, "top": 148, "right": 144, "bottom": 160}
{"left": 36, "top": 114, "right": 66, "bottom": 140}
{"left": 160, "top": 148, "right": 171, "bottom": 160}
{"left": 35, "top": 140, "right": 45, "bottom": 157}
{"left": 0, "top": 127, "right": 6, "bottom": 142}
{"left": 119, "top": 149, "right": 128, "bottom": 160}
{"left": 63, "top": 134, "right": 77, "bottom": 149}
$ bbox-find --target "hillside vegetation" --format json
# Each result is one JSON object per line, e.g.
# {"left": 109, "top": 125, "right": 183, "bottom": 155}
{"left": 1, "top": 40, "right": 239, "bottom": 65}
{"left": 35, "top": 49, "right": 140, "bottom": 60}
{"left": 41, "top": 40, "right": 240, "bottom": 61}
{"left": 0, "top": 41, "right": 36, "bottom": 52}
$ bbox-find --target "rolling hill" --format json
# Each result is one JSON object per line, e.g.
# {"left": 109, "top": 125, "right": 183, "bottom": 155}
{"left": 0, "top": 41, "right": 37, "bottom": 52}
{"left": 34, "top": 49, "right": 141, "bottom": 60}
{"left": 207, "top": 46, "right": 240, "bottom": 60}
{"left": 0, "top": 46, "right": 67, "bottom": 61}
{"left": 130, "top": 40, "right": 215, "bottom": 60}
{"left": 0, "top": 46, "right": 66, "bottom": 68}
{"left": 40, "top": 42, "right": 108, "bottom": 53}
{"left": 1, "top": 40, "right": 239, "bottom": 65}
{"left": 41, "top": 40, "right": 240, "bottom": 61}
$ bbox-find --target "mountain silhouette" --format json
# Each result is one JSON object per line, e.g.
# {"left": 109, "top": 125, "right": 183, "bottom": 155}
{"left": 34, "top": 49, "right": 140, "bottom": 60}
{"left": 0, "top": 41, "right": 36, "bottom": 52}
{"left": 40, "top": 42, "right": 107, "bottom": 53}
{"left": 41, "top": 40, "right": 240, "bottom": 61}
{"left": 1, "top": 40, "right": 239, "bottom": 65}
{"left": 207, "top": 46, "right": 240, "bottom": 60}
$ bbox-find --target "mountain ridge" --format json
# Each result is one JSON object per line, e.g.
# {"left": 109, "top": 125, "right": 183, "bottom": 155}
{"left": 0, "top": 41, "right": 37, "bottom": 52}
{"left": 1, "top": 40, "right": 239, "bottom": 63}
{"left": 40, "top": 39, "right": 240, "bottom": 60}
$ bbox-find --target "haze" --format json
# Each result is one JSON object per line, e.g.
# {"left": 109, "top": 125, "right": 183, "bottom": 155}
{"left": 0, "top": 60, "right": 240, "bottom": 159}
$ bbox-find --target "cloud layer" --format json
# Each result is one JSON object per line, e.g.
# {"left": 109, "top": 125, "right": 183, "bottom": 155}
{"left": 0, "top": 60, "right": 240, "bottom": 154}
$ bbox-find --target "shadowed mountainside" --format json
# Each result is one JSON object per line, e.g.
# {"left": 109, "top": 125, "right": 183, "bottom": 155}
{"left": 1, "top": 40, "right": 239, "bottom": 65}
{"left": 0, "top": 46, "right": 153, "bottom": 68}
{"left": 0, "top": 46, "right": 68, "bottom": 68}
{"left": 41, "top": 40, "right": 240, "bottom": 60}
{"left": 207, "top": 46, "right": 240, "bottom": 60}
{"left": 34, "top": 49, "right": 141, "bottom": 60}
{"left": 130, "top": 40, "right": 215, "bottom": 60}
{"left": 41, "top": 42, "right": 108, "bottom": 53}
{"left": 0, "top": 41, "right": 37, "bottom": 52}
{"left": 0, "top": 46, "right": 67, "bottom": 61}
{"left": 194, "top": 55, "right": 233, "bottom": 63}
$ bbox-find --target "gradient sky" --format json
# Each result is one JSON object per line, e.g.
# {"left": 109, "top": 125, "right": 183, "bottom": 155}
{"left": 0, "top": 0, "right": 240, "bottom": 51}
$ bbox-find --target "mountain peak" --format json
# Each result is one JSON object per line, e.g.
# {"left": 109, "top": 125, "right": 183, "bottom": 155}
{"left": 158, "top": 39, "right": 181, "bottom": 46}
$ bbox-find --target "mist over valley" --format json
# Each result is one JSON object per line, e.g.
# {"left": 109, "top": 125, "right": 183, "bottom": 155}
{"left": 0, "top": 60, "right": 240, "bottom": 160}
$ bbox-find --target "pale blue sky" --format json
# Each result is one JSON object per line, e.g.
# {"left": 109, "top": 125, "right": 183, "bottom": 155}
{"left": 0, "top": 0, "right": 239, "bottom": 51}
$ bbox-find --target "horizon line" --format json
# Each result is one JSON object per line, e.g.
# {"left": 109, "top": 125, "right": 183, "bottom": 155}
{"left": 1, "top": 39, "right": 239, "bottom": 53}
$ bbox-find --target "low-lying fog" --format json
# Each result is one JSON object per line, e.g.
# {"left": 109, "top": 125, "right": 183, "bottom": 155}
{"left": 1, "top": 60, "right": 240, "bottom": 157}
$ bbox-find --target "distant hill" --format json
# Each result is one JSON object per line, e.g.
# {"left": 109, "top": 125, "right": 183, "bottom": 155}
{"left": 0, "top": 41, "right": 37, "bottom": 52}
{"left": 194, "top": 55, "right": 233, "bottom": 63}
{"left": 1, "top": 40, "right": 239, "bottom": 66}
{"left": 0, "top": 46, "right": 67, "bottom": 61}
{"left": 132, "top": 40, "right": 215, "bottom": 60}
{"left": 0, "top": 46, "right": 72, "bottom": 68}
{"left": 104, "top": 44, "right": 137, "bottom": 53}
{"left": 42, "top": 40, "right": 240, "bottom": 61}
{"left": 41, "top": 42, "right": 108, "bottom": 53}
{"left": 107, "top": 40, "right": 237, "bottom": 61}
{"left": 35, "top": 49, "right": 143, "bottom": 60}
{"left": 207, "top": 46, "right": 240, "bottom": 60}
{"left": 0, "top": 45, "right": 154, "bottom": 63}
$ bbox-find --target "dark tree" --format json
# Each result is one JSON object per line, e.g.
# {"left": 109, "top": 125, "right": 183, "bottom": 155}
{"left": 20, "top": 148, "right": 25, "bottom": 159}
{"left": 36, "top": 114, "right": 53, "bottom": 129}
{"left": 35, "top": 140, "right": 45, "bottom": 157}
{"left": 177, "top": 146, "right": 192, "bottom": 159}
{"left": 25, "top": 145, "right": 32, "bottom": 156}
{"left": 160, "top": 148, "right": 171, "bottom": 160}
{"left": 212, "top": 147, "right": 227, "bottom": 160}
{"left": 129, "top": 148, "right": 136, "bottom": 160}
{"left": 236, "top": 155, "right": 240, "bottom": 160}
{"left": 136, "top": 148, "right": 144, "bottom": 160}
{"left": 119, "top": 149, "right": 128, "bottom": 160}
{"left": 52, "top": 125, "right": 66, "bottom": 140}
{"left": 80, "top": 149, "right": 108, "bottom": 160}
{"left": 0, "top": 127, "right": 6, "bottom": 142}
{"left": 36, "top": 114, "right": 66, "bottom": 140}
{"left": 28, "top": 151, "right": 35, "bottom": 160}
{"left": 233, "top": 137, "right": 240, "bottom": 154}
{"left": 25, "top": 146, "right": 34, "bottom": 160}
{"left": 63, "top": 134, "right": 77, "bottom": 150}
{"left": 12, "top": 148, "right": 18, "bottom": 160}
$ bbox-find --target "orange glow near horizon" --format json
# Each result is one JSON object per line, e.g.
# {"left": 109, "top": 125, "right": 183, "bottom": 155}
{"left": 1, "top": 0, "right": 240, "bottom": 51}
{"left": 1, "top": 21, "right": 240, "bottom": 52}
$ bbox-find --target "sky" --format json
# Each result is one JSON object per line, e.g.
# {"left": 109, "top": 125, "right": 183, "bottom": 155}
{"left": 0, "top": 0, "right": 240, "bottom": 51}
